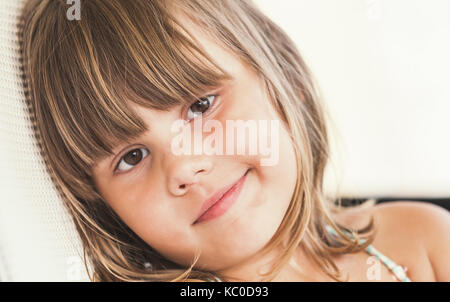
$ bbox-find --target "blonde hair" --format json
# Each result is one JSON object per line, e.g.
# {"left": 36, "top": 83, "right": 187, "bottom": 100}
{"left": 18, "top": 0, "right": 376, "bottom": 282}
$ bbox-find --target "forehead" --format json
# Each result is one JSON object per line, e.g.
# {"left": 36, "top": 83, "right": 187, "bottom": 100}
{"left": 127, "top": 19, "right": 252, "bottom": 118}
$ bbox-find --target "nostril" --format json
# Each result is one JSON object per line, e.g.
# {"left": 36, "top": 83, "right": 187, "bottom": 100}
{"left": 179, "top": 184, "right": 186, "bottom": 189}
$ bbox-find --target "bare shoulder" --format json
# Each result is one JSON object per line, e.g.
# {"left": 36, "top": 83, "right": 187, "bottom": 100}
{"left": 334, "top": 201, "right": 450, "bottom": 281}
{"left": 373, "top": 201, "right": 450, "bottom": 281}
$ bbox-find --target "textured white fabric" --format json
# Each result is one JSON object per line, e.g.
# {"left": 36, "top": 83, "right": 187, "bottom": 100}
{"left": 0, "top": 0, "right": 89, "bottom": 281}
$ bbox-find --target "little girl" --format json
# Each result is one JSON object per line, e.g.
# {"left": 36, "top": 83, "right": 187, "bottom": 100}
{"left": 19, "top": 0, "right": 449, "bottom": 282}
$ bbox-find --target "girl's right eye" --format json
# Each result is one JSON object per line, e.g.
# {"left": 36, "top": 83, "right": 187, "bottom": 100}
{"left": 114, "top": 147, "right": 150, "bottom": 173}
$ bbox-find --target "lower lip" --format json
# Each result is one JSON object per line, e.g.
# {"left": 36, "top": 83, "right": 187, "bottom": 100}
{"left": 194, "top": 169, "right": 249, "bottom": 225}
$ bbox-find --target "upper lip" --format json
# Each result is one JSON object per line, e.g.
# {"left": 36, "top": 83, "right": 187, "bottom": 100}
{"left": 194, "top": 169, "right": 249, "bottom": 224}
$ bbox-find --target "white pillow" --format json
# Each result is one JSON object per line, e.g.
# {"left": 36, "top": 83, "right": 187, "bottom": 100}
{"left": 0, "top": 0, "right": 89, "bottom": 281}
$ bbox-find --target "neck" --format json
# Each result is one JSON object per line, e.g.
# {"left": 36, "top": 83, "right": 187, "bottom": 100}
{"left": 215, "top": 242, "right": 335, "bottom": 282}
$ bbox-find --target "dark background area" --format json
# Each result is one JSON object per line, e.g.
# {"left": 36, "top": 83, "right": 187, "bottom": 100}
{"left": 340, "top": 198, "right": 450, "bottom": 211}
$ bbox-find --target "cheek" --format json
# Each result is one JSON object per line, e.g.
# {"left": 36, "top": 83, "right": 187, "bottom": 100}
{"left": 248, "top": 104, "right": 298, "bottom": 249}
{"left": 220, "top": 78, "right": 298, "bottom": 221}
{"left": 110, "top": 190, "right": 199, "bottom": 266}
{"left": 103, "top": 183, "right": 165, "bottom": 238}
{"left": 253, "top": 123, "right": 297, "bottom": 215}
{"left": 104, "top": 175, "right": 205, "bottom": 266}
{"left": 226, "top": 84, "right": 297, "bottom": 196}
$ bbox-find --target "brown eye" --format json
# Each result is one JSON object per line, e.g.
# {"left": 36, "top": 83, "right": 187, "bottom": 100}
{"left": 186, "top": 95, "right": 217, "bottom": 120}
{"left": 115, "top": 148, "right": 150, "bottom": 172}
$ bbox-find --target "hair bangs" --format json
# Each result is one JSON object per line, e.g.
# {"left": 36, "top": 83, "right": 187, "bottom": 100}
{"left": 49, "top": 0, "right": 232, "bottom": 169}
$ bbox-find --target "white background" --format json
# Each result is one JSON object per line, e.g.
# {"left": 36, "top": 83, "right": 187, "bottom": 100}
{"left": 256, "top": 0, "right": 450, "bottom": 198}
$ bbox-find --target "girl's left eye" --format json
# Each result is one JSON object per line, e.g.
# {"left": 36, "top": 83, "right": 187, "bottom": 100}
{"left": 186, "top": 95, "right": 218, "bottom": 121}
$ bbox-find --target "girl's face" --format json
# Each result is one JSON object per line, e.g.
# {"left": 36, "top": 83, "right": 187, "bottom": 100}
{"left": 92, "top": 26, "right": 297, "bottom": 275}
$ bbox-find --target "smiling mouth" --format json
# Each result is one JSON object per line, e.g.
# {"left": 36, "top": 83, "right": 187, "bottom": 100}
{"left": 193, "top": 169, "right": 250, "bottom": 225}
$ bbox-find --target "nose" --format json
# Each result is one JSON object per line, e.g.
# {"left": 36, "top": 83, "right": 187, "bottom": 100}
{"left": 166, "top": 156, "right": 213, "bottom": 196}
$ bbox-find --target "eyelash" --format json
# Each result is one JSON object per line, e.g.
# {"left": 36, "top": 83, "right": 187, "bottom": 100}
{"left": 113, "top": 94, "right": 221, "bottom": 173}
{"left": 114, "top": 147, "right": 149, "bottom": 173}
{"left": 184, "top": 94, "right": 220, "bottom": 121}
